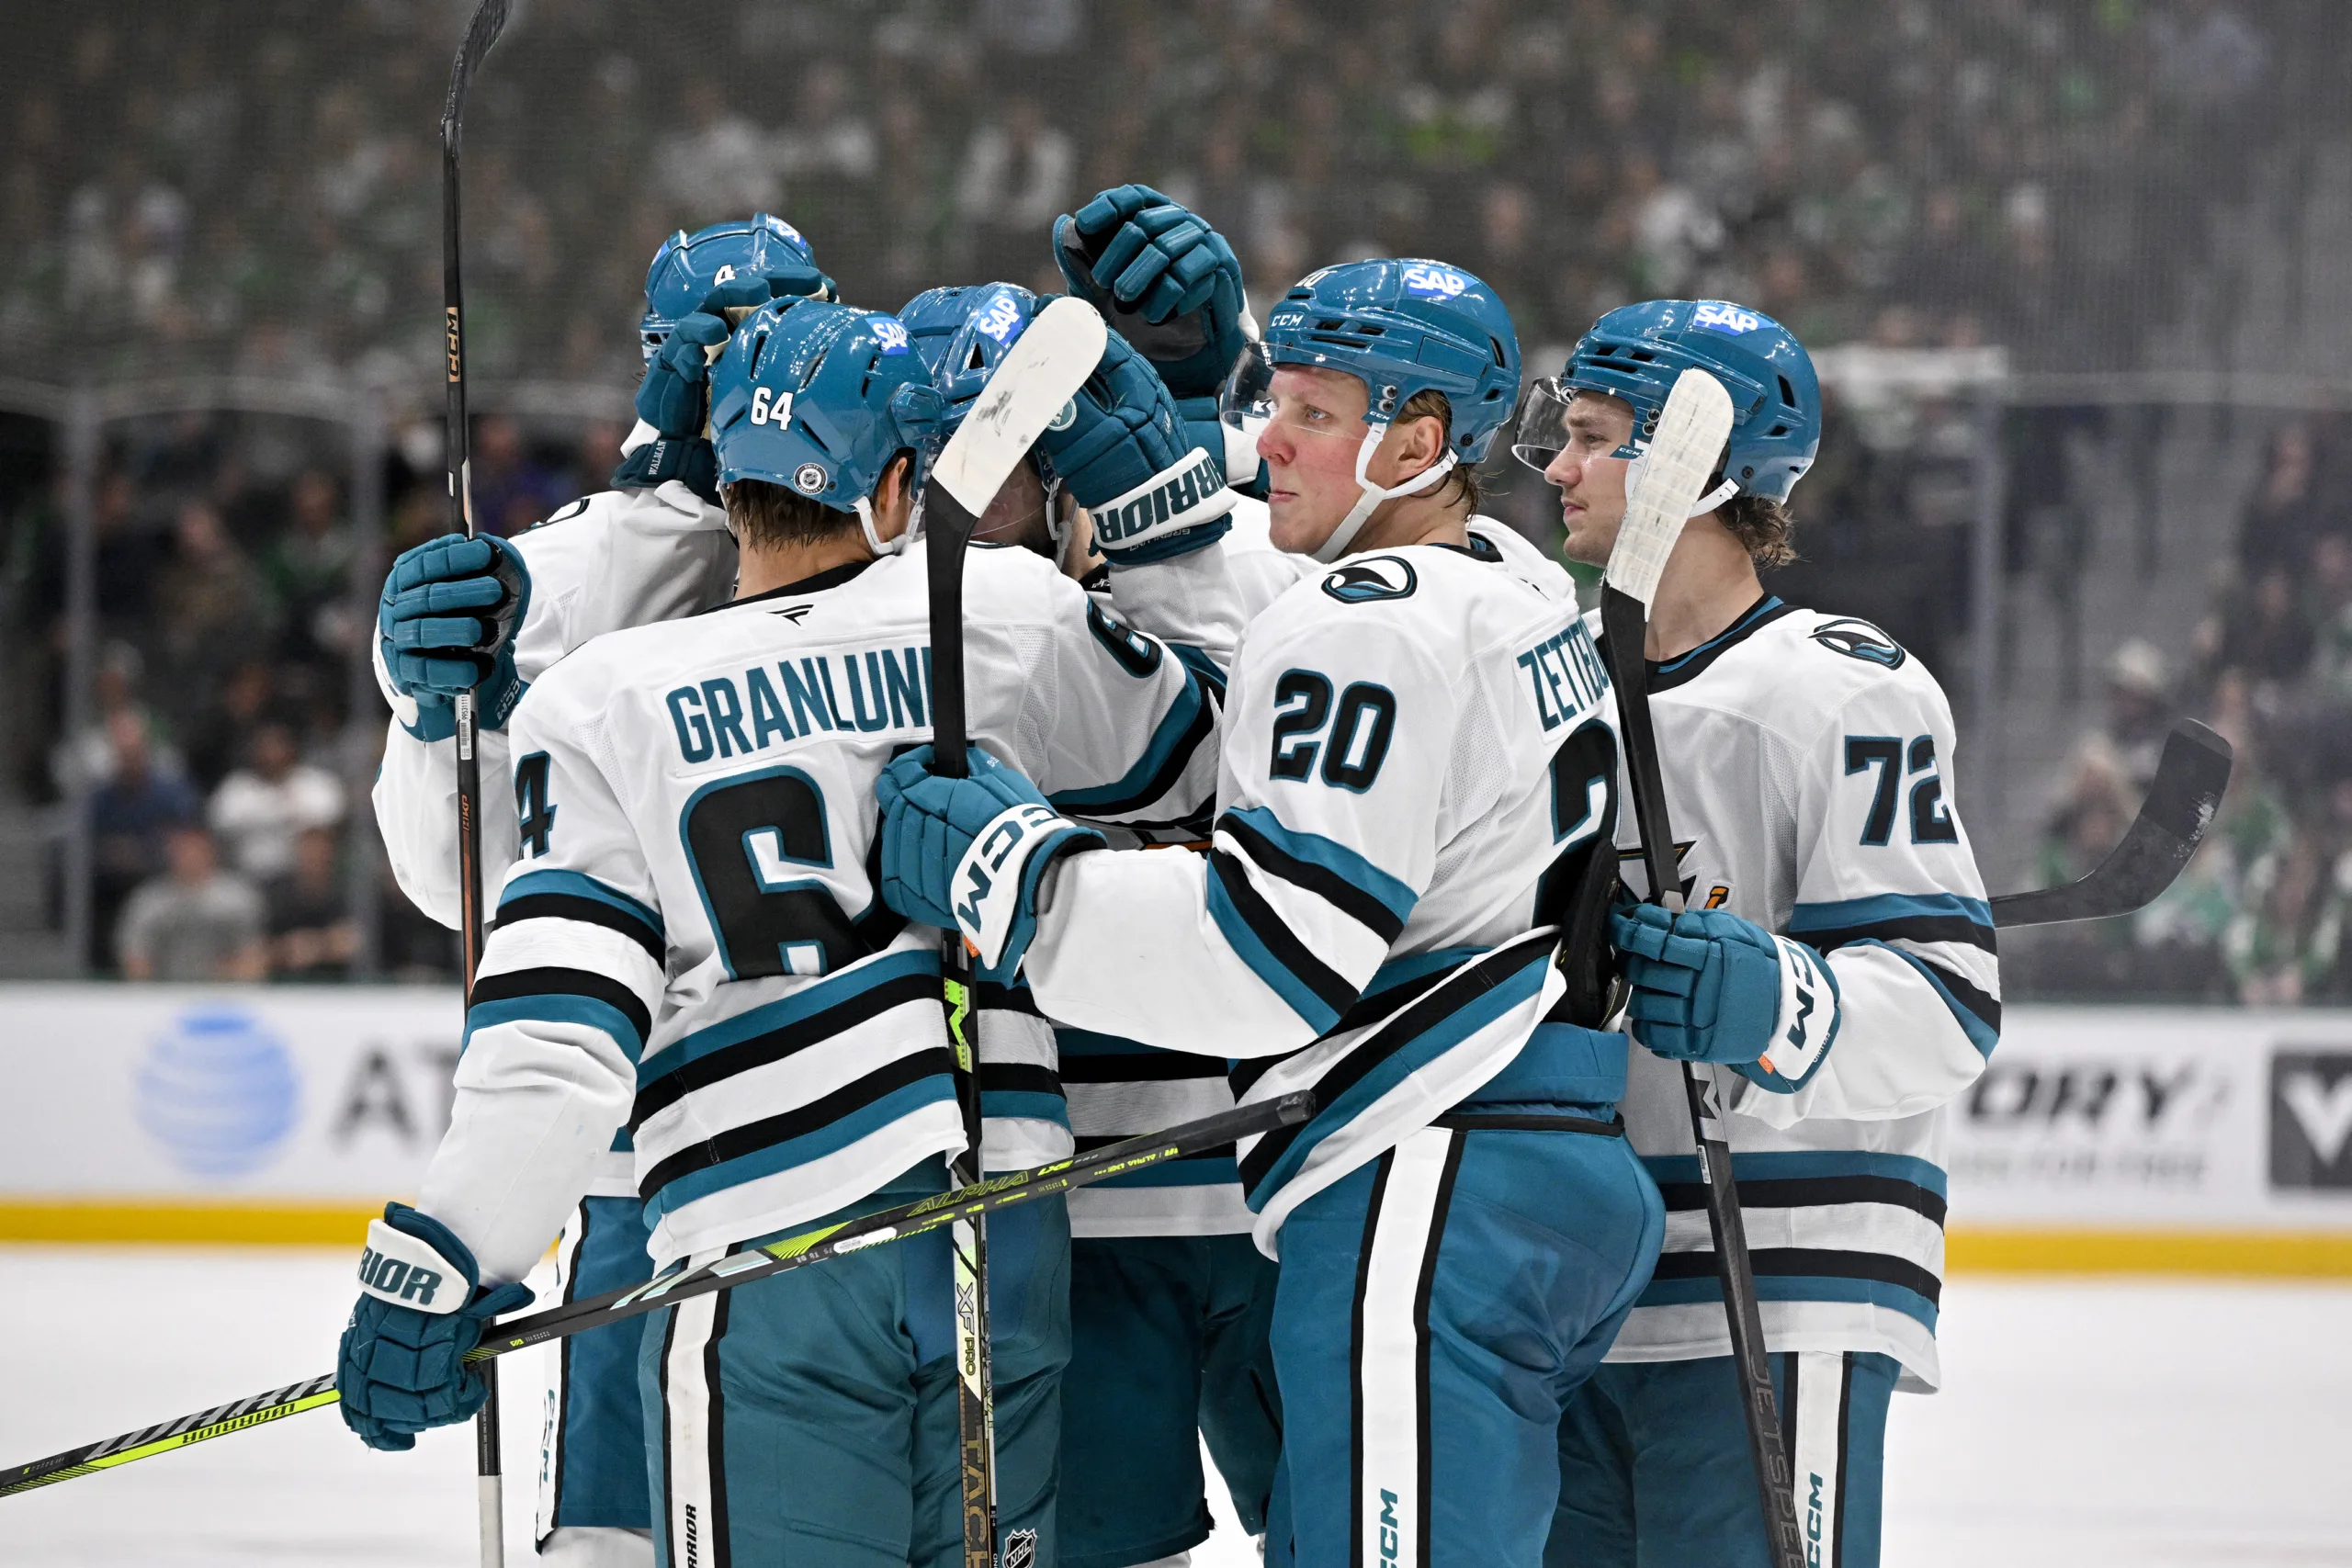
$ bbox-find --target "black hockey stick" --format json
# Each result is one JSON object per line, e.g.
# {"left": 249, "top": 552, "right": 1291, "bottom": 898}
{"left": 917, "top": 295, "right": 1107, "bottom": 1568}
{"left": 1597, "top": 369, "right": 1807, "bottom": 1568}
{"left": 0, "top": 1093, "right": 1310, "bottom": 1505}
{"left": 1991, "top": 719, "right": 2231, "bottom": 928}
{"left": 438, "top": 3, "right": 513, "bottom": 1562}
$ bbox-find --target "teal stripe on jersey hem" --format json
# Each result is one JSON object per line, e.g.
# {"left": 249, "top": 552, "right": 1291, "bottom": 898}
{"left": 1788, "top": 890, "right": 1993, "bottom": 932}
{"left": 1634, "top": 1271, "right": 1939, "bottom": 1334}
{"left": 1091, "top": 1155, "right": 1242, "bottom": 1190}
{"left": 1222, "top": 804, "right": 1418, "bottom": 927}
{"left": 1640, "top": 1148, "right": 1949, "bottom": 1196}
{"left": 662, "top": 947, "right": 940, "bottom": 1071}
{"left": 1047, "top": 672, "right": 1206, "bottom": 812}
{"left": 1849, "top": 938, "right": 2000, "bottom": 1057}
{"left": 642, "top": 1073, "right": 958, "bottom": 1221}
{"left": 500, "top": 868, "right": 663, "bottom": 940}
{"left": 465, "top": 993, "right": 645, "bottom": 1062}
{"left": 1204, "top": 858, "right": 1343, "bottom": 1035}
{"left": 980, "top": 1091, "right": 1070, "bottom": 1126}
{"left": 1247, "top": 945, "right": 1550, "bottom": 1206}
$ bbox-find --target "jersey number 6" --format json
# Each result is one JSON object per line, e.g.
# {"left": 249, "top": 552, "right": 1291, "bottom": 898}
{"left": 681, "top": 765, "right": 897, "bottom": 979}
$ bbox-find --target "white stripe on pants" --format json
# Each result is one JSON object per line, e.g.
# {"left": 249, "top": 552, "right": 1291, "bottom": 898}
{"left": 1351, "top": 1128, "right": 1457, "bottom": 1568}
{"left": 657, "top": 1245, "right": 729, "bottom": 1568}
{"left": 1789, "top": 1350, "right": 1850, "bottom": 1568}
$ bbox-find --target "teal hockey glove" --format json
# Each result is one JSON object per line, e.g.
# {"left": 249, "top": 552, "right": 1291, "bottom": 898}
{"left": 1055, "top": 185, "right": 1250, "bottom": 400}
{"left": 338, "top": 1203, "right": 533, "bottom": 1452}
{"left": 634, "top": 310, "right": 731, "bottom": 439}
{"left": 1611, "top": 903, "right": 1840, "bottom": 1092}
{"left": 876, "top": 745, "right": 1105, "bottom": 972}
{"left": 1038, "top": 324, "right": 1234, "bottom": 563}
{"left": 377, "top": 533, "right": 532, "bottom": 734}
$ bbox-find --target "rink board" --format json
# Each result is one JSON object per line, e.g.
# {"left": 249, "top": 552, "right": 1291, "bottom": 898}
{"left": 0, "top": 989, "right": 2347, "bottom": 1270}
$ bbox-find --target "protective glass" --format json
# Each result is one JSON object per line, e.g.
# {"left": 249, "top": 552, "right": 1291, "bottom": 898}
{"left": 1218, "top": 339, "right": 1370, "bottom": 453}
{"left": 1510, "top": 376, "right": 1576, "bottom": 471}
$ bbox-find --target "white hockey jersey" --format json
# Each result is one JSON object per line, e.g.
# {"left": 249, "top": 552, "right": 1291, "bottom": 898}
{"left": 1051, "top": 508, "right": 1592, "bottom": 1239}
{"left": 1599, "top": 595, "right": 2000, "bottom": 1391}
{"left": 372, "top": 463, "right": 737, "bottom": 930}
{"left": 1024, "top": 527, "right": 1623, "bottom": 1252}
{"left": 415, "top": 536, "right": 1220, "bottom": 1280}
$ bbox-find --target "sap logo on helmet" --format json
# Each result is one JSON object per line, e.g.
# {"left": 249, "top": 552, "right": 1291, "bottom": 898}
{"left": 764, "top": 214, "right": 804, "bottom": 242}
{"left": 794, "top": 461, "right": 829, "bottom": 494}
{"left": 1809, "top": 617, "right": 1906, "bottom": 669}
{"left": 749, "top": 387, "right": 794, "bottom": 427}
{"left": 1692, "top": 301, "right": 1766, "bottom": 335}
{"left": 871, "top": 316, "right": 911, "bottom": 355}
{"left": 1321, "top": 555, "right": 1419, "bottom": 604}
{"left": 971, "top": 294, "right": 1024, "bottom": 347}
{"left": 1401, "top": 264, "right": 1469, "bottom": 299}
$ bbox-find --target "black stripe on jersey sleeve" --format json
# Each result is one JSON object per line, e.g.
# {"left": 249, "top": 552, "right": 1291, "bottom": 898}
{"left": 490, "top": 894, "right": 667, "bottom": 963}
{"left": 1061, "top": 1051, "right": 1231, "bottom": 1083}
{"left": 978, "top": 1062, "right": 1064, "bottom": 1099}
{"left": 977, "top": 980, "right": 1044, "bottom": 1017}
{"left": 630, "top": 969, "right": 939, "bottom": 1126}
{"left": 1800, "top": 915, "right": 1996, "bottom": 954}
{"left": 1207, "top": 848, "right": 1363, "bottom": 1022}
{"left": 1237, "top": 934, "right": 1552, "bottom": 1194}
{"left": 469, "top": 966, "right": 651, "bottom": 1048}
{"left": 1649, "top": 1247, "right": 1943, "bottom": 1307}
{"left": 1218, "top": 811, "right": 1408, "bottom": 944}
{"left": 1911, "top": 953, "right": 2002, "bottom": 1036}
{"left": 1057, "top": 678, "right": 1217, "bottom": 820}
{"left": 1654, "top": 1174, "right": 1949, "bottom": 1227}
{"left": 637, "top": 1047, "right": 956, "bottom": 1201}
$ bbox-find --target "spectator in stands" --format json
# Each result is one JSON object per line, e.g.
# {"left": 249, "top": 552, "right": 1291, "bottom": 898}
{"left": 86, "top": 709, "right": 198, "bottom": 972}
{"left": 260, "top": 467, "right": 354, "bottom": 668}
{"left": 2211, "top": 565, "right": 2315, "bottom": 691}
{"left": 207, "top": 721, "right": 344, "bottom": 883}
{"left": 2226, "top": 826, "right": 2346, "bottom": 1006}
{"left": 115, "top": 823, "right": 265, "bottom": 982}
{"left": 180, "top": 659, "right": 273, "bottom": 794}
{"left": 265, "top": 824, "right": 356, "bottom": 981}
{"left": 156, "top": 497, "right": 274, "bottom": 701}
{"left": 2238, "top": 421, "right": 2330, "bottom": 578}
{"left": 50, "top": 639, "right": 182, "bottom": 797}
{"left": 466, "top": 414, "right": 567, "bottom": 539}
{"left": 954, "top": 96, "right": 1073, "bottom": 276}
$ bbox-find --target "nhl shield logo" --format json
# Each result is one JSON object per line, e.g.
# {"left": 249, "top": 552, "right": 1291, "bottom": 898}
{"left": 1809, "top": 617, "right": 1906, "bottom": 669}
{"left": 793, "top": 462, "right": 829, "bottom": 495}
{"left": 1321, "top": 556, "right": 1419, "bottom": 604}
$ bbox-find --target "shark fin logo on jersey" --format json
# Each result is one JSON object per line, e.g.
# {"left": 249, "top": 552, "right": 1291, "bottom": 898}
{"left": 870, "top": 315, "right": 910, "bottom": 355}
{"left": 1809, "top": 617, "right": 1907, "bottom": 669}
{"left": 1400, "top": 263, "right": 1470, "bottom": 299}
{"left": 1691, "top": 301, "right": 1766, "bottom": 335}
{"left": 1321, "top": 556, "right": 1419, "bottom": 604}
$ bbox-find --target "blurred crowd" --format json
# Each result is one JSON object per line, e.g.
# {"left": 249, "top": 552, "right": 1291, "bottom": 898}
{"left": 2018, "top": 414, "right": 2352, "bottom": 1003}
{"left": 0, "top": 0, "right": 2324, "bottom": 391}
{"left": 0, "top": 0, "right": 2346, "bottom": 996}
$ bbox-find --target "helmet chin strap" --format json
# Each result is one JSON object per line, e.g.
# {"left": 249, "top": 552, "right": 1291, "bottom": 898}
{"left": 1310, "top": 423, "right": 1460, "bottom": 564}
{"left": 857, "top": 494, "right": 909, "bottom": 558}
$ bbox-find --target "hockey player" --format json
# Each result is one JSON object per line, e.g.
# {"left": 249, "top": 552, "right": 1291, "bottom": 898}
{"left": 337, "top": 296, "right": 1228, "bottom": 1568}
{"left": 1511, "top": 300, "right": 2000, "bottom": 1568}
{"left": 369, "top": 213, "right": 831, "bottom": 1567}
{"left": 870, "top": 259, "right": 1667, "bottom": 1568}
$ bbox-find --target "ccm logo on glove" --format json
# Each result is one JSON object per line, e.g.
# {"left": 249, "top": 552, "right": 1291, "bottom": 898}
{"left": 956, "top": 803, "right": 1065, "bottom": 955}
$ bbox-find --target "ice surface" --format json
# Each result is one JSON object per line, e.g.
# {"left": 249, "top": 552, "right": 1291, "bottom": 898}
{"left": 2, "top": 1247, "right": 2346, "bottom": 1566}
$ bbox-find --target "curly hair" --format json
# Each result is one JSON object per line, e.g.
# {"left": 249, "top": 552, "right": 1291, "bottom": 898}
{"left": 1717, "top": 490, "right": 1796, "bottom": 570}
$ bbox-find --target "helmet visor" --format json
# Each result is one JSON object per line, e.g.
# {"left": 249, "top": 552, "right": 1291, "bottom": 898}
{"left": 1220, "top": 339, "right": 1374, "bottom": 457}
{"left": 1510, "top": 377, "right": 1575, "bottom": 471}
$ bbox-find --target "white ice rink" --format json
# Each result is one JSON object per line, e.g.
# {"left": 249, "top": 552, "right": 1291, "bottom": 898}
{"left": 2, "top": 1247, "right": 2346, "bottom": 1566}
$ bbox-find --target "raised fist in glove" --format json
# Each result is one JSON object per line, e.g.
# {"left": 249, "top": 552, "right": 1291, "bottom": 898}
{"left": 623, "top": 267, "right": 836, "bottom": 496}
{"left": 378, "top": 534, "right": 531, "bottom": 738}
{"left": 1610, "top": 903, "right": 1840, "bottom": 1093}
{"left": 1056, "top": 185, "right": 1250, "bottom": 401}
{"left": 338, "top": 1202, "right": 533, "bottom": 1451}
{"left": 876, "top": 744, "right": 1105, "bottom": 973}
{"left": 1039, "top": 323, "right": 1235, "bottom": 564}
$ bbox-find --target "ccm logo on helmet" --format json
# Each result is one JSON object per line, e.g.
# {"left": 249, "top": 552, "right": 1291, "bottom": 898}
{"left": 1400, "top": 264, "right": 1469, "bottom": 299}
{"left": 749, "top": 388, "right": 794, "bottom": 426}
{"left": 871, "top": 316, "right": 911, "bottom": 355}
{"left": 1692, "top": 302, "right": 1765, "bottom": 335}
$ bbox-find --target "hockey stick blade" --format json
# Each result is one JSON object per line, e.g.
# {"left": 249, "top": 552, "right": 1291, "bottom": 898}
{"left": 1991, "top": 719, "right": 2232, "bottom": 928}
{"left": 1603, "top": 368, "right": 1735, "bottom": 610}
{"left": 439, "top": 0, "right": 511, "bottom": 151}
{"left": 928, "top": 296, "right": 1107, "bottom": 519}
{"left": 0, "top": 1092, "right": 1311, "bottom": 1501}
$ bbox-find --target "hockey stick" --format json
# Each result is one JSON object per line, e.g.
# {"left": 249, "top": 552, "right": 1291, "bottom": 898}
{"left": 1595, "top": 368, "right": 1807, "bottom": 1568}
{"left": 0, "top": 1092, "right": 1310, "bottom": 1505}
{"left": 1991, "top": 719, "right": 2231, "bottom": 928}
{"left": 919, "top": 294, "right": 1109, "bottom": 1568}
{"left": 438, "top": 3, "right": 512, "bottom": 1562}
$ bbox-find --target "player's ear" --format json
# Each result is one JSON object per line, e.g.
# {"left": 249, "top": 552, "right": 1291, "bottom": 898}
{"left": 873, "top": 452, "right": 917, "bottom": 540}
